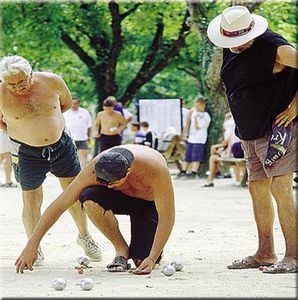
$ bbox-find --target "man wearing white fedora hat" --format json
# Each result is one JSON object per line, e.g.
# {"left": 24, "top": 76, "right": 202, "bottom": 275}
{"left": 207, "top": 6, "right": 297, "bottom": 274}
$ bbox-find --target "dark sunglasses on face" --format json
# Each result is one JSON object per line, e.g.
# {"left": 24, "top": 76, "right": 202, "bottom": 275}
{"left": 96, "top": 177, "right": 112, "bottom": 185}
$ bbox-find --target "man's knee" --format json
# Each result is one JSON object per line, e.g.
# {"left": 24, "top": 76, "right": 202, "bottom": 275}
{"left": 79, "top": 187, "right": 107, "bottom": 211}
{"left": 79, "top": 187, "right": 96, "bottom": 206}
{"left": 22, "top": 189, "right": 43, "bottom": 209}
{"left": 248, "top": 178, "right": 271, "bottom": 195}
{"left": 270, "top": 173, "right": 293, "bottom": 196}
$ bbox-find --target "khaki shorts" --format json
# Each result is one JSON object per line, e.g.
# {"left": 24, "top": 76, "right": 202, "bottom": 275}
{"left": 241, "top": 121, "right": 297, "bottom": 181}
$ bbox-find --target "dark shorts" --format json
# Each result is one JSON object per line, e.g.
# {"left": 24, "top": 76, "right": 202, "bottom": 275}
{"left": 9, "top": 131, "right": 81, "bottom": 191}
{"left": 99, "top": 134, "right": 122, "bottom": 152}
{"left": 79, "top": 185, "right": 158, "bottom": 261}
{"left": 185, "top": 142, "right": 205, "bottom": 162}
{"left": 240, "top": 121, "right": 298, "bottom": 181}
{"left": 75, "top": 140, "right": 88, "bottom": 150}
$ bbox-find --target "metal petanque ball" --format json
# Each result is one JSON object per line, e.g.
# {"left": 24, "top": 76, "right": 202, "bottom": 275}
{"left": 161, "top": 264, "right": 176, "bottom": 276}
{"left": 171, "top": 260, "right": 184, "bottom": 271}
{"left": 78, "top": 255, "right": 91, "bottom": 266}
{"left": 51, "top": 278, "right": 67, "bottom": 291}
{"left": 80, "top": 277, "right": 95, "bottom": 290}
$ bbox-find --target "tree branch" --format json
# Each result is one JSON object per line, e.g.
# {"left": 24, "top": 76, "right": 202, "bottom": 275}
{"left": 120, "top": 3, "right": 142, "bottom": 21}
{"left": 61, "top": 33, "right": 96, "bottom": 70}
{"left": 104, "top": 1, "right": 123, "bottom": 93}
{"left": 120, "top": 11, "right": 190, "bottom": 103}
{"left": 146, "top": 11, "right": 191, "bottom": 78}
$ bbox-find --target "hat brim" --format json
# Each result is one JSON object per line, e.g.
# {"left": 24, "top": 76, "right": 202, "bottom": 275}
{"left": 207, "top": 14, "right": 268, "bottom": 48}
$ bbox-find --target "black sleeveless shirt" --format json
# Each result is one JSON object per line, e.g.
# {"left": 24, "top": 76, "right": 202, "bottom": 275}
{"left": 221, "top": 29, "right": 297, "bottom": 140}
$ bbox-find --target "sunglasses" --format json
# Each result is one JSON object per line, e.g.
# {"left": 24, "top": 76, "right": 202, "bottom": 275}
{"left": 96, "top": 176, "right": 122, "bottom": 185}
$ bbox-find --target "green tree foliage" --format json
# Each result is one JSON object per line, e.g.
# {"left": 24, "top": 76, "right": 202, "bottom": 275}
{"left": 1, "top": 1, "right": 195, "bottom": 111}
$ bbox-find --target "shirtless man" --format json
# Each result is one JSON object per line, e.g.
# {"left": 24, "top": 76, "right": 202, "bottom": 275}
{"left": 15, "top": 145, "right": 175, "bottom": 275}
{"left": 0, "top": 55, "right": 102, "bottom": 263}
{"left": 94, "top": 97, "right": 126, "bottom": 152}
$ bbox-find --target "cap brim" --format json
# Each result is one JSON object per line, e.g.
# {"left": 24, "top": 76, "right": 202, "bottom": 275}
{"left": 207, "top": 14, "right": 268, "bottom": 48}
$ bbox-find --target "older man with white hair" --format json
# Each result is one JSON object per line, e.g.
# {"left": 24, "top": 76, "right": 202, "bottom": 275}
{"left": 207, "top": 6, "right": 297, "bottom": 274}
{"left": 0, "top": 55, "right": 102, "bottom": 264}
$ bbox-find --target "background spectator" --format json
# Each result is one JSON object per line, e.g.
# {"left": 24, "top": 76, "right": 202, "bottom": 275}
{"left": 177, "top": 97, "right": 211, "bottom": 179}
{"left": 63, "top": 98, "right": 93, "bottom": 167}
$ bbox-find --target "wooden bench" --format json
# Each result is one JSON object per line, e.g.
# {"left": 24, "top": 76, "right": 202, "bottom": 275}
{"left": 217, "top": 157, "right": 247, "bottom": 187}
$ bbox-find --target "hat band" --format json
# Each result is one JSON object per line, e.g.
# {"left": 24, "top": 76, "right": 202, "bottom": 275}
{"left": 220, "top": 19, "right": 255, "bottom": 38}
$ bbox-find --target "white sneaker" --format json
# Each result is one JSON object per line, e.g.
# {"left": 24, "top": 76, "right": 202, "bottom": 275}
{"left": 76, "top": 233, "right": 102, "bottom": 262}
{"left": 34, "top": 247, "right": 44, "bottom": 266}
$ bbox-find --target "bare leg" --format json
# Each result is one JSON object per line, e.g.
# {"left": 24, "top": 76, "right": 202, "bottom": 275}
{"left": 191, "top": 161, "right": 200, "bottom": 173}
{"left": 233, "top": 165, "right": 241, "bottom": 182}
{"left": 59, "top": 177, "right": 88, "bottom": 237}
{"left": 3, "top": 153, "right": 13, "bottom": 183}
{"left": 206, "top": 154, "right": 219, "bottom": 184}
{"left": 22, "top": 187, "right": 43, "bottom": 238}
{"left": 83, "top": 200, "right": 129, "bottom": 258}
{"left": 78, "top": 149, "right": 89, "bottom": 168}
{"left": 271, "top": 173, "right": 297, "bottom": 266}
{"left": 248, "top": 178, "right": 278, "bottom": 263}
{"left": 181, "top": 161, "right": 190, "bottom": 173}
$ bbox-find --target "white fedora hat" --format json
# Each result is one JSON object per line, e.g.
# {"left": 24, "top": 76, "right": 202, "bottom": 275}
{"left": 207, "top": 6, "right": 268, "bottom": 48}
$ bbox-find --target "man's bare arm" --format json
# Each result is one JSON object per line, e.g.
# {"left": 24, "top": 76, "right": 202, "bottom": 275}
{"left": 0, "top": 110, "right": 7, "bottom": 130}
{"left": 275, "top": 90, "right": 298, "bottom": 127}
{"left": 274, "top": 45, "right": 298, "bottom": 126}
{"left": 117, "top": 114, "right": 127, "bottom": 134}
{"left": 183, "top": 108, "right": 193, "bottom": 137}
{"left": 94, "top": 113, "right": 101, "bottom": 138}
{"left": 52, "top": 74, "right": 72, "bottom": 113}
{"left": 276, "top": 45, "right": 298, "bottom": 69}
{"left": 132, "top": 165, "right": 175, "bottom": 275}
{"left": 15, "top": 168, "right": 93, "bottom": 273}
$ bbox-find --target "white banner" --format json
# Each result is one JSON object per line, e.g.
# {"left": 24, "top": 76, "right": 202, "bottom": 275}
{"left": 138, "top": 98, "right": 182, "bottom": 138}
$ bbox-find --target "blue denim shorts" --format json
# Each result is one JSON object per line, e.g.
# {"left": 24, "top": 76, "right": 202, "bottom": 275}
{"left": 9, "top": 131, "right": 81, "bottom": 191}
{"left": 184, "top": 142, "right": 205, "bottom": 162}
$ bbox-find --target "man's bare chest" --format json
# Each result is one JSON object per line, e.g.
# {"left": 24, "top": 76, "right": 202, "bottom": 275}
{"left": 2, "top": 90, "right": 60, "bottom": 120}
{"left": 113, "top": 178, "right": 154, "bottom": 199}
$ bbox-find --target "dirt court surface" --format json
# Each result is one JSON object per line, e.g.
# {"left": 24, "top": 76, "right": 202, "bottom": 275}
{"left": 0, "top": 168, "right": 296, "bottom": 298}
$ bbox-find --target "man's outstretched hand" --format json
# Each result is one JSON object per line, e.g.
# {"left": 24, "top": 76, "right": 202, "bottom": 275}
{"left": 129, "top": 257, "right": 155, "bottom": 275}
{"left": 15, "top": 245, "right": 38, "bottom": 273}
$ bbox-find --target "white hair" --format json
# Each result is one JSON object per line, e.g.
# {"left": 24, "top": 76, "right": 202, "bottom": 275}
{"left": 0, "top": 55, "right": 32, "bottom": 81}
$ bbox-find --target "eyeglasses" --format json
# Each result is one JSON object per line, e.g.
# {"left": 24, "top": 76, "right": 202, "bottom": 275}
{"left": 5, "top": 74, "right": 32, "bottom": 90}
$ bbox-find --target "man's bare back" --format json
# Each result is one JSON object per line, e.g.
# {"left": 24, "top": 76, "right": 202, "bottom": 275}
{"left": 79, "top": 144, "right": 171, "bottom": 201}
{"left": 0, "top": 71, "right": 71, "bottom": 146}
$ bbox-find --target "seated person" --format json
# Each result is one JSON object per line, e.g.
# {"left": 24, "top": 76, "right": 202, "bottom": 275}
{"left": 203, "top": 132, "right": 244, "bottom": 187}
{"left": 134, "top": 121, "right": 158, "bottom": 149}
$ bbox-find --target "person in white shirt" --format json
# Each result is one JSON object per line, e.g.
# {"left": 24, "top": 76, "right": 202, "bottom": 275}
{"left": 122, "top": 108, "right": 133, "bottom": 144}
{"left": 63, "top": 98, "right": 93, "bottom": 167}
{"left": 177, "top": 97, "right": 211, "bottom": 178}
